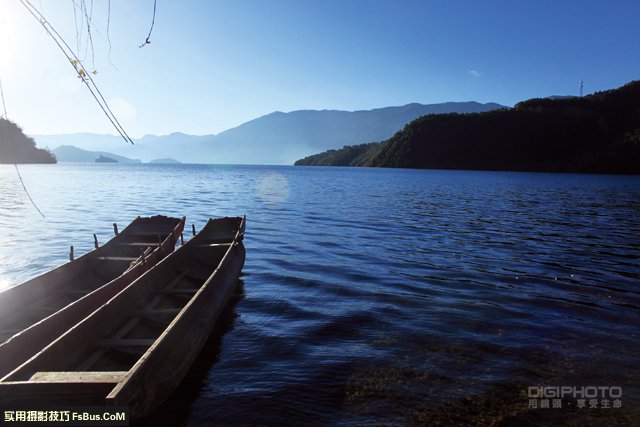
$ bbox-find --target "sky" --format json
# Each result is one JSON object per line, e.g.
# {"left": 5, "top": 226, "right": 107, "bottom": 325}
{"left": 0, "top": 0, "right": 638, "bottom": 139}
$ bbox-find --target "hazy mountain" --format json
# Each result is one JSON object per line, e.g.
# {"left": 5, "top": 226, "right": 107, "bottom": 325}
{"left": 35, "top": 133, "right": 129, "bottom": 152}
{"left": 51, "top": 145, "right": 141, "bottom": 163}
{"left": 149, "top": 158, "right": 181, "bottom": 164}
{"left": 33, "top": 102, "right": 506, "bottom": 165}
{"left": 131, "top": 133, "right": 214, "bottom": 161}
{"left": 34, "top": 133, "right": 213, "bottom": 163}
{"left": 195, "top": 102, "right": 506, "bottom": 164}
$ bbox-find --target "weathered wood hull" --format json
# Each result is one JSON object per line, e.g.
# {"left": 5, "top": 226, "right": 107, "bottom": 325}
{"left": 0, "top": 216, "right": 246, "bottom": 418}
{"left": 109, "top": 234, "right": 246, "bottom": 416}
{"left": 0, "top": 215, "right": 185, "bottom": 378}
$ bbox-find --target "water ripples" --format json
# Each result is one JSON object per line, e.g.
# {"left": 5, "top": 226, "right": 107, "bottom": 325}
{"left": 1, "top": 164, "right": 639, "bottom": 425}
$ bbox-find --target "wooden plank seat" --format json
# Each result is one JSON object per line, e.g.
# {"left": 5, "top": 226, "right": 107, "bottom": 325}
{"left": 0, "top": 216, "right": 246, "bottom": 418}
{"left": 30, "top": 371, "right": 126, "bottom": 384}
{"left": 96, "top": 256, "right": 140, "bottom": 262}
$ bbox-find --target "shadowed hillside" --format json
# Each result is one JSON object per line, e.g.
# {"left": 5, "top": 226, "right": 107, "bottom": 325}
{"left": 297, "top": 81, "right": 640, "bottom": 174}
{"left": 0, "top": 118, "right": 56, "bottom": 164}
{"left": 295, "top": 142, "right": 383, "bottom": 166}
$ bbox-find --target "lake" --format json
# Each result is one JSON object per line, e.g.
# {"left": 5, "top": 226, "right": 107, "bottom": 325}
{"left": 0, "top": 163, "right": 639, "bottom": 425}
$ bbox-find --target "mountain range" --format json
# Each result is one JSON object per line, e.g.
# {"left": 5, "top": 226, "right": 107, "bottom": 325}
{"left": 34, "top": 102, "right": 505, "bottom": 165}
{"left": 296, "top": 80, "right": 640, "bottom": 174}
{"left": 51, "top": 145, "right": 142, "bottom": 163}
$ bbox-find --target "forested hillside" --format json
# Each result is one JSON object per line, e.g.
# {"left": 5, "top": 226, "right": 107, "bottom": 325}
{"left": 0, "top": 119, "right": 56, "bottom": 164}
{"left": 297, "top": 81, "right": 640, "bottom": 174}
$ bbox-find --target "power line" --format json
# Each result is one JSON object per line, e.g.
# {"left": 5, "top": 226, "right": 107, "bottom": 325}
{"left": 18, "top": 0, "right": 135, "bottom": 145}
{"left": 0, "top": 77, "right": 7, "bottom": 118}
{"left": 1, "top": 77, "right": 46, "bottom": 218}
{"left": 139, "top": 0, "right": 157, "bottom": 48}
{"left": 2, "top": 0, "right": 142, "bottom": 218}
{"left": 14, "top": 164, "right": 46, "bottom": 218}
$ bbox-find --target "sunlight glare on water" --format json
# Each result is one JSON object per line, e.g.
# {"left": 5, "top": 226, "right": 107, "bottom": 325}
{"left": 256, "top": 171, "right": 290, "bottom": 206}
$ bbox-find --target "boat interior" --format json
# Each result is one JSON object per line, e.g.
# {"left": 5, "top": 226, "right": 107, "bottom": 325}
{"left": 3, "top": 218, "right": 241, "bottom": 384}
{"left": 0, "top": 217, "right": 183, "bottom": 343}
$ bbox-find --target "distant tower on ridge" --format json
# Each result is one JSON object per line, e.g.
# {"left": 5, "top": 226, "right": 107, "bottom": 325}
{"left": 579, "top": 80, "right": 584, "bottom": 97}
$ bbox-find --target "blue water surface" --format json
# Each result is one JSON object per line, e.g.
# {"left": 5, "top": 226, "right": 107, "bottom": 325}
{"left": 0, "top": 163, "right": 639, "bottom": 426}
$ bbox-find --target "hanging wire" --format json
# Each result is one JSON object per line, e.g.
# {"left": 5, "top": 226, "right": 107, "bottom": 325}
{"left": 18, "top": 0, "right": 135, "bottom": 145}
{"left": 0, "top": 77, "right": 7, "bottom": 118}
{"left": 0, "top": 77, "right": 47, "bottom": 218}
{"left": 106, "top": 0, "right": 117, "bottom": 70}
{"left": 2, "top": 0, "right": 146, "bottom": 218}
{"left": 14, "top": 164, "right": 46, "bottom": 218}
{"left": 72, "top": 0, "right": 80, "bottom": 55}
{"left": 81, "top": 0, "right": 96, "bottom": 68}
{"left": 139, "top": 0, "right": 156, "bottom": 48}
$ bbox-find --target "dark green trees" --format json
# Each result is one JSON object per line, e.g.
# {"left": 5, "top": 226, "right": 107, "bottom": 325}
{"left": 0, "top": 118, "right": 56, "bottom": 164}
{"left": 296, "top": 80, "right": 640, "bottom": 174}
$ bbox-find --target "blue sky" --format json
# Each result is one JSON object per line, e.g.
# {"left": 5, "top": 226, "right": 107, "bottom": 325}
{"left": 0, "top": 0, "right": 638, "bottom": 138}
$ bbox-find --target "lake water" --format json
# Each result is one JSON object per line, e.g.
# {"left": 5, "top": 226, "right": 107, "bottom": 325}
{"left": 0, "top": 163, "right": 639, "bottom": 426}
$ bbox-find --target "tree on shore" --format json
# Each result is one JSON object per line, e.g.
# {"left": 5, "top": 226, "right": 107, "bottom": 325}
{"left": 0, "top": 118, "right": 56, "bottom": 164}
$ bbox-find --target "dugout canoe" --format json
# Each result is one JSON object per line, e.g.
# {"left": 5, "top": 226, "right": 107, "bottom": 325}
{"left": 0, "top": 215, "right": 185, "bottom": 378}
{"left": 0, "top": 216, "right": 246, "bottom": 418}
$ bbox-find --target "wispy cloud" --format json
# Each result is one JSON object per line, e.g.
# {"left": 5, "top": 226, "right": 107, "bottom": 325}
{"left": 469, "top": 70, "right": 482, "bottom": 77}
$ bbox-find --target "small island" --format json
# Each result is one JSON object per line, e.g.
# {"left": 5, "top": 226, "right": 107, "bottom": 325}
{"left": 149, "top": 158, "right": 181, "bottom": 164}
{"left": 0, "top": 118, "right": 56, "bottom": 164}
{"left": 95, "top": 154, "right": 118, "bottom": 163}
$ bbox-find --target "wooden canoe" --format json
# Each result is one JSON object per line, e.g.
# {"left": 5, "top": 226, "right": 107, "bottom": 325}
{"left": 0, "top": 215, "right": 185, "bottom": 378}
{"left": 0, "top": 216, "right": 246, "bottom": 418}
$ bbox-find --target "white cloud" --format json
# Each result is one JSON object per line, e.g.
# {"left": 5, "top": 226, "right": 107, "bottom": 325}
{"left": 108, "top": 97, "right": 137, "bottom": 121}
{"left": 469, "top": 70, "right": 482, "bottom": 77}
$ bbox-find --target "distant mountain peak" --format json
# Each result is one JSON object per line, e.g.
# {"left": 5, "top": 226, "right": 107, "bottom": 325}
{"left": 51, "top": 145, "right": 140, "bottom": 163}
{"left": 36, "top": 100, "right": 506, "bottom": 165}
{"left": 296, "top": 80, "right": 640, "bottom": 173}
